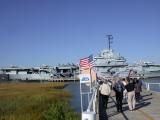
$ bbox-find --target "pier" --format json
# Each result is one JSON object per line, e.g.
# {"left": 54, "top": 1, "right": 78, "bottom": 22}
{"left": 81, "top": 81, "right": 160, "bottom": 120}
{"left": 101, "top": 90, "right": 160, "bottom": 120}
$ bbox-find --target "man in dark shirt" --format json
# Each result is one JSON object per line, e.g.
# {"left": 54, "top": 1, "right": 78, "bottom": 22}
{"left": 125, "top": 78, "right": 136, "bottom": 111}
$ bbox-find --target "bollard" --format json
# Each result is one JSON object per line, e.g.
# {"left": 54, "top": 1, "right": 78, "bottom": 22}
{"left": 82, "top": 111, "right": 96, "bottom": 120}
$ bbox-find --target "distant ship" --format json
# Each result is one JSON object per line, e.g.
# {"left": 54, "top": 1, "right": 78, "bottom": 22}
{"left": 94, "top": 35, "right": 160, "bottom": 78}
{"left": 0, "top": 64, "right": 78, "bottom": 81}
{"left": 94, "top": 35, "right": 128, "bottom": 78}
{"left": 129, "top": 61, "right": 160, "bottom": 78}
{"left": 1, "top": 35, "right": 160, "bottom": 80}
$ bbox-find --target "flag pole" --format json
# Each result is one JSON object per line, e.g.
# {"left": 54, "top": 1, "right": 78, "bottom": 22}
{"left": 90, "top": 67, "right": 93, "bottom": 93}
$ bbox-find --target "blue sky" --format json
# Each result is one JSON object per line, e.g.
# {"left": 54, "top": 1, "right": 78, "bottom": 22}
{"left": 0, "top": 0, "right": 160, "bottom": 67}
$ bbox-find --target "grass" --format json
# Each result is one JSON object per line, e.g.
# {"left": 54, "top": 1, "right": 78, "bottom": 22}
{"left": 0, "top": 82, "right": 80, "bottom": 120}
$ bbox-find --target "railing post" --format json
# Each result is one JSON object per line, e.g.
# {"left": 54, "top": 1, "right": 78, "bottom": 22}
{"left": 96, "top": 88, "right": 99, "bottom": 114}
{"left": 147, "top": 83, "right": 150, "bottom": 91}
{"left": 145, "top": 82, "right": 148, "bottom": 89}
{"left": 92, "top": 89, "right": 97, "bottom": 113}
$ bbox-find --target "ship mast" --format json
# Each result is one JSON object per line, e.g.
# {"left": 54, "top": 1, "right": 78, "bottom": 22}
{"left": 106, "top": 35, "right": 113, "bottom": 50}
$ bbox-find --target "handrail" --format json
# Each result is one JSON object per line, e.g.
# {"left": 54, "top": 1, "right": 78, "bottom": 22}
{"left": 82, "top": 84, "right": 99, "bottom": 120}
{"left": 87, "top": 89, "right": 96, "bottom": 112}
{"left": 86, "top": 85, "right": 98, "bottom": 112}
{"left": 146, "top": 83, "right": 160, "bottom": 85}
{"left": 142, "top": 81, "right": 160, "bottom": 92}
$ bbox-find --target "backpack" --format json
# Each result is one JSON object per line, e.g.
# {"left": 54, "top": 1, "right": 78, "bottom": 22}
{"left": 114, "top": 81, "right": 125, "bottom": 92}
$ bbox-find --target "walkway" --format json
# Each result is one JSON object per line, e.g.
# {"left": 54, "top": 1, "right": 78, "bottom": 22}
{"left": 98, "top": 90, "right": 160, "bottom": 120}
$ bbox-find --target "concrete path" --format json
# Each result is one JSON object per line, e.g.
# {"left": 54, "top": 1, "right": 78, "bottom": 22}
{"left": 99, "top": 90, "right": 160, "bottom": 120}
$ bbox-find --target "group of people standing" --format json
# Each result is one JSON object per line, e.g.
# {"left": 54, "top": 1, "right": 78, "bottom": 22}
{"left": 99, "top": 77, "right": 142, "bottom": 113}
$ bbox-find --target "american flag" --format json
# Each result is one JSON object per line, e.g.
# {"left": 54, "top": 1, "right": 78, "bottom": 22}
{"left": 79, "top": 55, "right": 94, "bottom": 69}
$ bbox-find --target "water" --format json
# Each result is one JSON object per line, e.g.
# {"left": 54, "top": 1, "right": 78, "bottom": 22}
{"left": 141, "top": 77, "right": 160, "bottom": 92}
{"left": 64, "top": 82, "right": 90, "bottom": 112}
{"left": 142, "top": 77, "right": 160, "bottom": 83}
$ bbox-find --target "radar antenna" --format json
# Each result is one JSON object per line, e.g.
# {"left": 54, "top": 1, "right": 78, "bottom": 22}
{"left": 106, "top": 35, "right": 113, "bottom": 50}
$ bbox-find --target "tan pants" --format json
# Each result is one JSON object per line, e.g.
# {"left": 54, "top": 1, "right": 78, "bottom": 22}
{"left": 127, "top": 91, "right": 135, "bottom": 110}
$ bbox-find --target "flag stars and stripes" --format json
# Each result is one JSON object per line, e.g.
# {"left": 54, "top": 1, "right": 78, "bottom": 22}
{"left": 80, "top": 55, "right": 94, "bottom": 69}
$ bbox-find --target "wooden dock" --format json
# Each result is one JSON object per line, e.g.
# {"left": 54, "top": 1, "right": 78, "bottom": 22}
{"left": 98, "top": 90, "right": 160, "bottom": 120}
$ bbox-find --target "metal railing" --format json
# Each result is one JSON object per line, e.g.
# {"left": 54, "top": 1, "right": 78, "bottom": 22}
{"left": 82, "top": 84, "right": 99, "bottom": 120}
{"left": 87, "top": 85, "right": 99, "bottom": 112}
{"left": 142, "top": 81, "right": 160, "bottom": 92}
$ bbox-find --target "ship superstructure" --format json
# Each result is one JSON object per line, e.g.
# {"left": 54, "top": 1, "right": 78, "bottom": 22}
{"left": 94, "top": 35, "right": 128, "bottom": 77}
{"left": 93, "top": 35, "right": 160, "bottom": 78}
